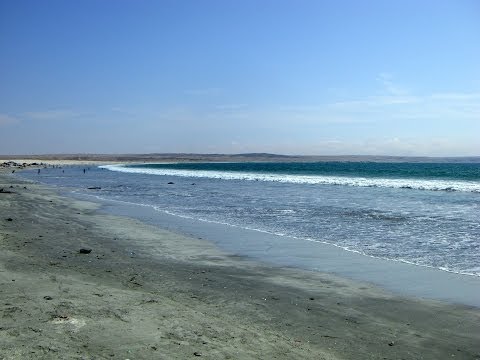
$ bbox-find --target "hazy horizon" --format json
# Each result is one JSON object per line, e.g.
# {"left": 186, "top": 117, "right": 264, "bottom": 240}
{"left": 1, "top": 1, "right": 479, "bottom": 156}
{"left": 2, "top": 152, "right": 480, "bottom": 163}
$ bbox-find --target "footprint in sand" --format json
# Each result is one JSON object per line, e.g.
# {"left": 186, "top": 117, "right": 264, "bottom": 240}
{"left": 51, "top": 316, "right": 86, "bottom": 332}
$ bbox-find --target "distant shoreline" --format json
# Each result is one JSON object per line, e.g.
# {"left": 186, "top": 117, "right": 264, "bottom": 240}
{"left": 1, "top": 153, "right": 480, "bottom": 163}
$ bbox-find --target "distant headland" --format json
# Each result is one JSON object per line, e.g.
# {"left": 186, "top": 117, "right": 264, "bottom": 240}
{"left": 1, "top": 153, "right": 480, "bottom": 164}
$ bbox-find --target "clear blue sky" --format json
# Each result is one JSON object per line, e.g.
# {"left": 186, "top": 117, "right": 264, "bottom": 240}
{"left": 1, "top": 0, "right": 479, "bottom": 156}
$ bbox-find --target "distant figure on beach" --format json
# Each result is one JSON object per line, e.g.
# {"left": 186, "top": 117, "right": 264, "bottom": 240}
{"left": 83, "top": 169, "right": 86, "bottom": 174}
{"left": 37, "top": 169, "right": 40, "bottom": 174}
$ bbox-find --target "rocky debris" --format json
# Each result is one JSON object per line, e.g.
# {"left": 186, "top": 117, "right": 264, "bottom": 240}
{"left": 0, "top": 188, "right": 15, "bottom": 194}
{"left": 87, "top": 186, "right": 101, "bottom": 190}
{"left": 5, "top": 218, "right": 13, "bottom": 221}
{"left": 43, "top": 296, "right": 53, "bottom": 300}
{"left": 79, "top": 248, "right": 92, "bottom": 254}
{"left": 0, "top": 161, "right": 47, "bottom": 169}
{"left": 128, "top": 275, "right": 142, "bottom": 286}
{"left": 167, "top": 182, "right": 174, "bottom": 184}
{"left": 193, "top": 351, "right": 202, "bottom": 356}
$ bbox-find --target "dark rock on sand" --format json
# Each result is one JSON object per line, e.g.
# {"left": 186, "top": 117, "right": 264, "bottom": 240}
{"left": 6, "top": 218, "right": 13, "bottom": 221}
{"left": 79, "top": 248, "right": 92, "bottom": 254}
{"left": 87, "top": 187, "right": 101, "bottom": 190}
{"left": 0, "top": 188, "right": 15, "bottom": 194}
{"left": 167, "top": 182, "right": 174, "bottom": 184}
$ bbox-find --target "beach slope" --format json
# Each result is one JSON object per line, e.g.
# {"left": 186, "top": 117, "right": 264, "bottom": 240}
{"left": 0, "top": 172, "right": 479, "bottom": 359}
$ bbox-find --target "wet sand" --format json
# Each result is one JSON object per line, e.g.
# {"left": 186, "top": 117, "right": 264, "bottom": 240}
{"left": 1, "top": 171, "right": 479, "bottom": 359}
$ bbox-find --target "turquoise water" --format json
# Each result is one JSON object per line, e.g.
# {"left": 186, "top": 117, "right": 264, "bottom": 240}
{"left": 22, "top": 162, "right": 480, "bottom": 277}
{"left": 123, "top": 162, "right": 480, "bottom": 192}
{"left": 128, "top": 161, "right": 480, "bottom": 181}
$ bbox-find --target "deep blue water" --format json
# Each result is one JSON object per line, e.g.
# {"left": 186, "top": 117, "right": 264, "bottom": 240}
{"left": 21, "top": 162, "right": 480, "bottom": 277}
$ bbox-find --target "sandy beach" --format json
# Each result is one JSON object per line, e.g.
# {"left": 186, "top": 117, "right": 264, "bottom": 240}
{"left": 1, "top": 169, "right": 479, "bottom": 359}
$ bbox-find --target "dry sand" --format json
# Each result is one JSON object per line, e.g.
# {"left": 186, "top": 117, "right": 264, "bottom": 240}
{"left": 1, "top": 171, "right": 479, "bottom": 359}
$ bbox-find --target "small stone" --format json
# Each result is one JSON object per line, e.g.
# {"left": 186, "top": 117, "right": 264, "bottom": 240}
{"left": 309, "top": 297, "right": 315, "bottom": 300}
{"left": 388, "top": 341, "right": 395, "bottom": 346}
{"left": 79, "top": 248, "right": 92, "bottom": 254}
{"left": 193, "top": 352, "right": 202, "bottom": 356}
{"left": 167, "top": 182, "right": 174, "bottom": 184}
{"left": 43, "top": 296, "right": 53, "bottom": 300}
{"left": 6, "top": 218, "right": 13, "bottom": 221}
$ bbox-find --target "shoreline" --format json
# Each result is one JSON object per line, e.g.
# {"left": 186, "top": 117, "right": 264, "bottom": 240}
{"left": 98, "top": 197, "right": 480, "bottom": 307}
{"left": 97, "top": 198, "right": 480, "bottom": 308}
{"left": 1, "top": 170, "right": 480, "bottom": 359}
{"left": 32, "top": 163, "right": 479, "bottom": 307}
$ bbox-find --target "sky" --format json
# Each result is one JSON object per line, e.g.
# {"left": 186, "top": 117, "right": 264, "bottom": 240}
{"left": 0, "top": 0, "right": 479, "bottom": 156}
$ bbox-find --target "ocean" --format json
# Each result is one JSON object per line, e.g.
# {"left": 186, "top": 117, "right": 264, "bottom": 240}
{"left": 22, "top": 161, "right": 480, "bottom": 281}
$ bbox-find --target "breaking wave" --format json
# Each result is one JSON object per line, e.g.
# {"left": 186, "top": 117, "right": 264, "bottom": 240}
{"left": 101, "top": 164, "right": 480, "bottom": 193}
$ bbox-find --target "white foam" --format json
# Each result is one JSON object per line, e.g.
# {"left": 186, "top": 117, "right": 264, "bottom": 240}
{"left": 100, "top": 164, "right": 480, "bottom": 193}
{"left": 69, "top": 187, "right": 479, "bottom": 277}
